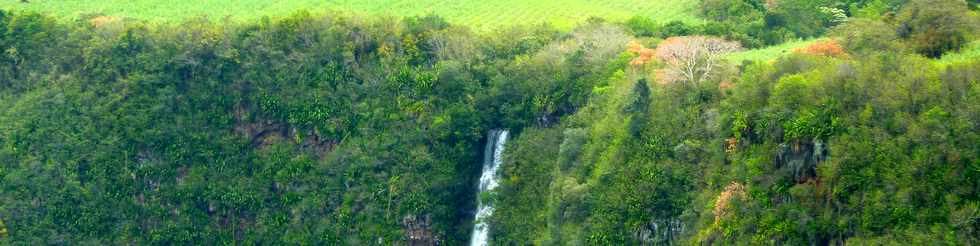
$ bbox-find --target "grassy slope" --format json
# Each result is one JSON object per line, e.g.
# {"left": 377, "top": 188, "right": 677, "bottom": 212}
{"left": 725, "top": 39, "right": 827, "bottom": 63}
{"left": 0, "top": 0, "right": 700, "bottom": 29}
{"left": 726, "top": 39, "right": 980, "bottom": 64}
{"left": 937, "top": 40, "right": 980, "bottom": 65}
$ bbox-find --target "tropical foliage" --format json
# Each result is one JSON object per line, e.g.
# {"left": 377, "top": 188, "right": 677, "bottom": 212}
{"left": 0, "top": 0, "right": 978, "bottom": 244}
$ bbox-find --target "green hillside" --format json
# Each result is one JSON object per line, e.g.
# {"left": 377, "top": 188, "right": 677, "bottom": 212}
{"left": 938, "top": 40, "right": 980, "bottom": 65}
{"left": 725, "top": 39, "right": 827, "bottom": 62}
{"left": 1, "top": 0, "right": 979, "bottom": 245}
{"left": 0, "top": 0, "right": 701, "bottom": 29}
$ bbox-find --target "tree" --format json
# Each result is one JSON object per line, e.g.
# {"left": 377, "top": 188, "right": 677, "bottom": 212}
{"left": 767, "top": 0, "right": 838, "bottom": 38}
{"left": 699, "top": 0, "right": 764, "bottom": 22}
{"left": 655, "top": 36, "right": 741, "bottom": 85}
{"left": 895, "top": 0, "right": 975, "bottom": 58}
{"left": 832, "top": 18, "right": 905, "bottom": 55}
{"left": 658, "top": 21, "right": 697, "bottom": 37}
{"left": 626, "top": 40, "right": 655, "bottom": 66}
{"left": 624, "top": 16, "right": 659, "bottom": 37}
{"left": 793, "top": 39, "right": 849, "bottom": 58}
{"left": 0, "top": 218, "right": 7, "bottom": 238}
{"left": 625, "top": 79, "right": 651, "bottom": 136}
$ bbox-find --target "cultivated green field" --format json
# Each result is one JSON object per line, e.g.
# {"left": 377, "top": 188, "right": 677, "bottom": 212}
{"left": 0, "top": 0, "right": 701, "bottom": 29}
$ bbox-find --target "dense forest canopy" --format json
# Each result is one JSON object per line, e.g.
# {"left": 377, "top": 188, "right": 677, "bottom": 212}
{"left": 0, "top": 0, "right": 978, "bottom": 245}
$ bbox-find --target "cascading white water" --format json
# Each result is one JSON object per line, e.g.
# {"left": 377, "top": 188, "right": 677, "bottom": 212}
{"left": 470, "top": 130, "right": 508, "bottom": 246}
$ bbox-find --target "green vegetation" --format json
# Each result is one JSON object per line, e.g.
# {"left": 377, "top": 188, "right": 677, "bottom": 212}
{"left": 0, "top": 8, "right": 641, "bottom": 244}
{"left": 0, "top": 0, "right": 978, "bottom": 245}
{"left": 493, "top": 37, "right": 980, "bottom": 246}
{"left": 0, "top": 0, "right": 701, "bottom": 29}
{"left": 939, "top": 40, "right": 980, "bottom": 65}
{"left": 726, "top": 38, "right": 826, "bottom": 62}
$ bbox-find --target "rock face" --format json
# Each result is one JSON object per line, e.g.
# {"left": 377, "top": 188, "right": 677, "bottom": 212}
{"left": 233, "top": 106, "right": 337, "bottom": 155}
{"left": 233, "top": 106, "right": 290, "bottom": 149}
{"left": 403, "top": 214, "right": 437, "bottom": 245}
{"left": 776, "top": 139, "right": 829, "bottom": 183}
{"left": 638, "top": 218, "right": 684, "bottom": 245}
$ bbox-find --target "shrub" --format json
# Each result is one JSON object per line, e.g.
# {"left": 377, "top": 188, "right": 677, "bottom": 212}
{"left": 793, "top": 39, "right": 849, "bottom": 58}
{"left": 895, "top": 0, "right": 975, "bottom": 58}
{"left": 624, "top": 16, "right": 658, "bottom": 37}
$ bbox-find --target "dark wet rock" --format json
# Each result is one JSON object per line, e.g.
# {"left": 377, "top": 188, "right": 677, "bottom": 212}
{"left": 403, "top": 214, "right": 438, "bottom": 245}
{"left": 775, "top": 139, "right": 829, "bottom": 183}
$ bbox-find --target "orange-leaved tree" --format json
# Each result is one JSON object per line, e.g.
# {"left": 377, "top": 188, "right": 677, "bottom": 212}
{"left": 627, "top": 40, "right": 656, "bottom": 66}
{"left": 793, "top": 39, "right": 849, "bottom": 59}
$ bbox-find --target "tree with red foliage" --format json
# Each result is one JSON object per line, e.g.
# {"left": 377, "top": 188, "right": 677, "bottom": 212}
{"left": 794, "top": 39, "right": 849, "bottom": 58}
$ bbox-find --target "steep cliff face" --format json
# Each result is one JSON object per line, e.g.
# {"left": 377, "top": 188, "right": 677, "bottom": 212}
{"left": 234, "top": 106, "right": 338, "bottom": 155}
{"left": 403, "top": 214, "right": 438, "bottom": 245}
{"left": 637, "top": 217, "right": 684, "bottom": 244}
{"left": 775, "top": 140, "right": 828, "bottom": 183}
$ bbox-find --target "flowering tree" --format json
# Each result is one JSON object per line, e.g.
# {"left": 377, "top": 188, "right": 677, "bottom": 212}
{"left": 793, "top": 39, "right": 849, "bottom": 58}
{"left": 655, "top": 36, "right": 741, "bottom": 85}
{"left": 713, "top": 182, "right": 746, "bottom": 225}
{"left": 627, "top": 40, "right": 655, "bottom": 66}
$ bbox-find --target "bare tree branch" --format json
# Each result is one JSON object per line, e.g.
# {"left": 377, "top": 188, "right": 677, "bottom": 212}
{"left": 655, "top": 36, "right": 741, "bottom": 85}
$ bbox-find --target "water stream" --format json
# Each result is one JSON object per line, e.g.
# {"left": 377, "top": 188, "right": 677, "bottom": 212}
{"left": 469, "top": 130, "right": 508, "bottom": 246}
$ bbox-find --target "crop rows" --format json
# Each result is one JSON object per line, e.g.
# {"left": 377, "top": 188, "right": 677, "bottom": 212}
{"left": 0, "top": 0, "right": 701, "bottom": 29}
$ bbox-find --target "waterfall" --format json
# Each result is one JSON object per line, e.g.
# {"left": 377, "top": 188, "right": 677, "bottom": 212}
{"left": 470, "top": 130, "right": 509, "bottom": 246}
